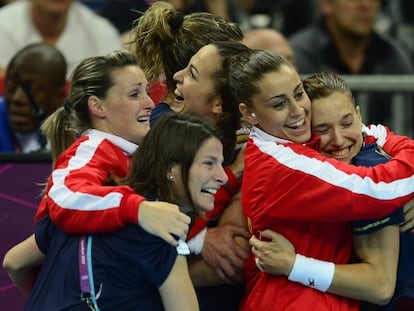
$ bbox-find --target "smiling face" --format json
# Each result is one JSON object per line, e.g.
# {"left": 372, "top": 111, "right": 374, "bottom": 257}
{"left": 173, "top": 44, "right": 222, "bottom": 126}
{"left": 96, "top": 65, "right": 154, "bottom": 145}
{"left": 240, "top": 65, "right": 311, "bottom": 143}
{"left": 311, "top": 92, "right": 363, "bottom": 163}
{"left": 171, "top": 136, "right": 228, "bottom": 214}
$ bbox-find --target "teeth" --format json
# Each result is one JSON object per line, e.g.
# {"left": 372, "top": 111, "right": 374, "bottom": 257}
{"left": 201, "top": 188, "right": 217, "bottom": 195}
{"left": 287, "top": 119, "right": 304, "bottom": 128}
{"left": 137, "top": 117, "right": 149, "bottom": 123}
{"left": 330, "top": 148, "right": 349, "bottom": 157}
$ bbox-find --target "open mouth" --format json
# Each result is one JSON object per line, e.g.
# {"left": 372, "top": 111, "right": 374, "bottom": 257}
{"left": 137, "top": 116, "right": 150, "bottom": 123}
{"left": 201, "top": 187, "right": 218, "bottom": 196}
{"left": 286, "top": 118, "right": 305, "bottom": 129}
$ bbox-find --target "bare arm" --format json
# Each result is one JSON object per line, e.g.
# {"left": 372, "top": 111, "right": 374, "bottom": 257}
{"left": 330, "top": 226, "right": 399, "bottom": 304}
{"left": 2, "top": 234, "right": 45, "bottom": 295}
{"left": 251, "top": 226, "right": 400, "bottom": 304}
{"left": 159, "top": 255, "right": 199, "bottom": 311}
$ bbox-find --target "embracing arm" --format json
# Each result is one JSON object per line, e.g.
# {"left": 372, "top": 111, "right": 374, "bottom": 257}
{"left": 251, "top": 226, "right": 400, "bottom": 304}
{"left": 160, "top": 255, "right": 199, "bottom": 311}
{"left": 2, "top": 234, "right": 45, "bottom": 295}
{"left": 245, "top": 140, "right": 414, "bottom": 227}
{"left": 36, "top": 139, "right": 190, "bottom": 245}
{"left": 329, "top": 225, "right": 399, "bottom": 304}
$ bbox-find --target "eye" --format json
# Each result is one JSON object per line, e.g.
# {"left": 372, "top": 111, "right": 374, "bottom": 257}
{"left": 189, "top": 68, "right": 196, "bottom": 80}
{"left": 294, "top": 91, "right": 305, "bottom": 100}
{"left": 273, "top": 100, "right": 288, "bottom": 110}
{"left": 314, "top": 126, "right": 331, "bottom": 135}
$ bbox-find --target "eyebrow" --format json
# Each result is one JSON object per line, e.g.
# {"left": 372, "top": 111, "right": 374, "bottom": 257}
{"left": 266, "top": 82, "right": 303, "bottom": 102}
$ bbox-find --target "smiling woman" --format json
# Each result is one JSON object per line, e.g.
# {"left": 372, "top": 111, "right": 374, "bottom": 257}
{"left": 1, "top": 51, "right": 193, "bottom": 304}
{"left": 4, "top": 113, "right": 224, "bottom": 310}
{"left": 225, "top": 49, "right": 414, "bottom": 311}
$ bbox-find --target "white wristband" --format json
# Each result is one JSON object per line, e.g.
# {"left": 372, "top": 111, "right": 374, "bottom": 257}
{"left": 187, "top": 227, "right": 207, "bottom": 255}
{"left": 288, "top": 254, "right": 335, "bottom": 292}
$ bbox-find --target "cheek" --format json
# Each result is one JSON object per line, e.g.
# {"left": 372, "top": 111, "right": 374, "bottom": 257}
{"left": 318, "top": 135, "right": 331, "bottom": 150}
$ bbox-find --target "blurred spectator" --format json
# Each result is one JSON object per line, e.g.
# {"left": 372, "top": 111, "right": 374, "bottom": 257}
{"left": 289, "top": 0, "right": 413, "bottom": 130}
{"left": 0, "top": 0, "right": 15, "bottom": 7}
{"left": 235, "top": 0, "right": 319, "bottom": 36}
{"left": 0, "top": 43, "right": 67, "bottom": 153}
{"left": 242, "top": 28, "right": 295, "bottom": 65}
{"left": 384, "top": 0, "right": 414, "bottom": 64}
{"left": 0, "top": 0, "right": 122, "bottom": 76}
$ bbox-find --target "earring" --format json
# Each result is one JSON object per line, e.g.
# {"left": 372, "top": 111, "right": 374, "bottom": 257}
{"left": 251, "top": 112, "right": 256, "bottom": 118}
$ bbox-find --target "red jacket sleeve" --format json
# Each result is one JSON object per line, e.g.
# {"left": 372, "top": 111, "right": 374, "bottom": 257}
{"left": 243, "top": 136, "right": 414, "bottom": 233}
{"left": 35, "top": 136, "right": 145, "bottom": 234}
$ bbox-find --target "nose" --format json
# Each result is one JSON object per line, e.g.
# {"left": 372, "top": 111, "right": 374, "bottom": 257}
{"left": 216, "top": 165, "right": 229, "bottom": 186}
{"left": 144, "top": 93, "right": 155, "bottom": 110}
{"left": 330, "top": 128, "right": 345, "bottom": 146}
{"left": 290, "top": 100, "right": 305, "bottom": 116}
{"left": 10, "top": 85, "right": 28, "bottom": 103}
{"left": 173, "top": 69, "right": 184, "bottom": 84}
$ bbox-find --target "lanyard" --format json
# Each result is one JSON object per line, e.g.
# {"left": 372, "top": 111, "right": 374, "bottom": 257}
{"left": 79, "top": 235, "right": 100, "bottom": 311}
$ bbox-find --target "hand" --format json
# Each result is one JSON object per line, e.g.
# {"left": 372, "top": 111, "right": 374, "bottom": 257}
{"left": 250, "top": 229, "right": 296, "bottom": 276}
{"left": 400, "top": 198, "right": 414, "bottom": 233}
{"left": 201, "top": 224, "right": 250, "bottom": 283}
{"left": 138, "top": 201, "right": 191, "bottom": 246}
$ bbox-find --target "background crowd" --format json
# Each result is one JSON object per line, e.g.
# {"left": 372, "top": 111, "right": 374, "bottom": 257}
{"left": 1, "top": 1, "right": 414, "bottom": 311}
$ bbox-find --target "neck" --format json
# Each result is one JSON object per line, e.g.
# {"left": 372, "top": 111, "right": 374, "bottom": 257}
{"left": 30, "top": 3, "right": 68, "bottom": 44}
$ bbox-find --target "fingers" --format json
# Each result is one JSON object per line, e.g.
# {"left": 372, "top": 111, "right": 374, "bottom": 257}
{"left": 400, "top": 219, "right": 414, "bottom": 233}
{"left": 162, "top": 233, "right": 179, "bottom": 247}
{"left": 255, "top": 257, "right": 265, "bottom": 272}
{"left": 216, "top": 260, "right": 243, "bottom": 283}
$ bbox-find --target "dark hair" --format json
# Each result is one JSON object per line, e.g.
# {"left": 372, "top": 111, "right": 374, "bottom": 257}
{"left": 125, "top": 113, "right": 222, "bottom": 217}
{"left": 132, "top": 1, "right": 243, "bottom": 93}
{"left": 41, "top": 50, "right": 138, "bottom": 161}
{"left": 228, "top": 50, "right": 294, "bottom": 109}
{"left": 6, "top": 42, "right": 67, "bottom": 89}
{"left": 211, "top": 41, "right": 252, "bottom": 163}
{"left": 302, "top": 72, "right": 354, "bottom": 104}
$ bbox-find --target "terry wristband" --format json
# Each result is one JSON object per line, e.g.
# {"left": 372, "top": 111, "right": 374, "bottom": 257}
{"left": 288, "top": 254, "right": 335, "bottom": 292}
{"left": 187, "top": 227, "right": 207, "bottom": 255}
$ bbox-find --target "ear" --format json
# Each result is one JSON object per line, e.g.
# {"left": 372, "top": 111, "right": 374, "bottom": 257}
{"left": 212, "top": 98, "right": 222, "bottom": 114}
{"left": 166, "top": 164, "right": 179, "bottom": 181}
{"left": 88, "top": 95, "right": 106, "bottom": 119}
{"left": 239, "top": 103, "right": 258, "bottom": 125}
{"left": 355, "top": 105, "right": 363, "bottom": 123}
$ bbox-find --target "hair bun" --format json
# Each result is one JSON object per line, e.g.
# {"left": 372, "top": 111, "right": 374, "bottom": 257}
{"left": 169, "top": 13, "right": 184, "bottom": 31}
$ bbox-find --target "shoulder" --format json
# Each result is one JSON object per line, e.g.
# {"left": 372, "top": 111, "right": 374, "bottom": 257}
{"left": 289, "top": 24, "right": 322, "bottom": 48}
{"left": 0, "top": 1, "right": 26, "bottom": 19}
{"left": 371, "top": 32, "right": 413, "bottom": 72}
{"left": 150, "top": 104, "right": 174, "bottom": 127}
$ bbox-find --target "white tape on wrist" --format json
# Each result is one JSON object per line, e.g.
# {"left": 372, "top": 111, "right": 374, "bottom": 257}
{"left": 187, "top": 227, "right": 207, "bottom": 255}
{"left": 288, "top": 254, "right": 335, "bottom": 292}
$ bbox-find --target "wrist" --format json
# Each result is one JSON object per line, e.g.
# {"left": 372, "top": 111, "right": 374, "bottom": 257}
{"left": 287, "top": 254, "right": 335, "bottom": 292}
